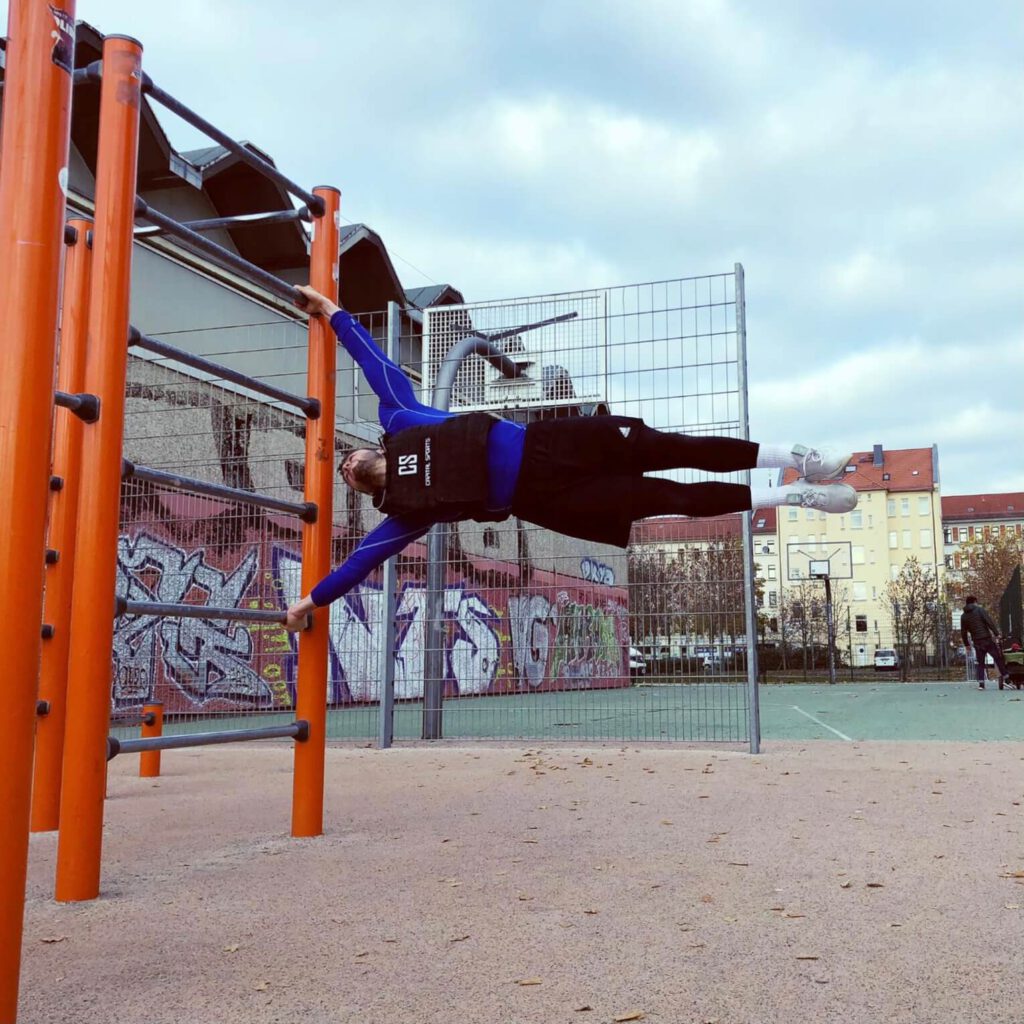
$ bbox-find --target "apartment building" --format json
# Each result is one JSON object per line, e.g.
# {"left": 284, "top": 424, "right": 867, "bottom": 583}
{"left": 941, "top": 493, "right": 1024, "bottom": 571}
{"left": 776, "top": 445, "right": 945, "bottom": 665}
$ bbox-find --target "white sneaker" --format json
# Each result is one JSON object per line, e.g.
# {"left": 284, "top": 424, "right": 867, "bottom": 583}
{"left": 792, "top": 444, "right": 852, "bottom": 482}
{"left": 785, "top": 481, "right": 858, "bottom": 513}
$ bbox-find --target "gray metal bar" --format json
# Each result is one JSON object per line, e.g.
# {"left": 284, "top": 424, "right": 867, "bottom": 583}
{"left": 134, "top": 206, "right": 311, "bottom": 239}
{"left": 422, "top": 333, "right": 525, "bottom": 740}
{"left": 128, "top": 326, "right": 320, "bottom": 418}
{"left": 378, "top": 302, "right": 401, "bottom": 749}
{"left": 735, "top": 262, "right": 761, "bottom": 754}
{"left": 122, "top": 459, "right": 317, "bottom": 522}
{"left": 475, "top": 310, "right": 577, "bottom": 343}
{"left": 135, "top": 199, "right": 301, "bottom": 304}
{"left": 140, "top": 75, "right": 324, "bottom": 215}
{"left": 107, "top": 720, "right": 309, "bottom": 759}
{"left": 54, "top": 390, "right": 100, "bottom": 423}
{"left": 117, "top": 598, "right": 293, "bottom": 626}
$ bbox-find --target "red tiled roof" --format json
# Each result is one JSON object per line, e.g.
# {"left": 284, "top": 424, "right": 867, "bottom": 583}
{"left": 781, "top": 446, "right": 935, "bottom": 493}
{"left": 752, "top": 507, "right": 776, "bottom": 533}
{"left": 941, "top": 493, "right": 1024, "bottom": 523}
{"left": 629, "top": 512, "right": 742, "bottom": 546}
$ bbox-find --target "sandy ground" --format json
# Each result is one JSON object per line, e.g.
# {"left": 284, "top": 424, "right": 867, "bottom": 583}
{"left": 19, "top": 741, "right": 1024, "bottom": 1024}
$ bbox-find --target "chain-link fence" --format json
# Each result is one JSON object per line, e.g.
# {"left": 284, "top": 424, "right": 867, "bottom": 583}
{"left": 112, "top": 263, "right": 759, "bottom": 748}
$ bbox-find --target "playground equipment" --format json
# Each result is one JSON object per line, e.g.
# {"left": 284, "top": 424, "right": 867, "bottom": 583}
{"left": 0, "top": 6, "right": 339, "bottom": 1018}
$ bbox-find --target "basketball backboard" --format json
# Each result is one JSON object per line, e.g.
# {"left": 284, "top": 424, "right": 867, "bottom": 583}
{"left": 786, "top": 541, "right": 853, "bottom": 581}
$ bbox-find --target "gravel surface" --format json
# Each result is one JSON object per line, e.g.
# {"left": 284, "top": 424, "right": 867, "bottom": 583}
{"left": 20, "top": 741, "right": 1024, "bottom": 1023}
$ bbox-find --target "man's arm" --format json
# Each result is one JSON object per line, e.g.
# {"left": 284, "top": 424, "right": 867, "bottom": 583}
{"left": 284, "top": 513, "right": 434, "bottom": 631}
{"left": 960, "top": 612, "right": 971, "bottom": 648}
{"left": 295, "top": 285, "right": 442, "bottom": 431}
{"left": 981, "top": 607, "right": 1001, "bottom": 640}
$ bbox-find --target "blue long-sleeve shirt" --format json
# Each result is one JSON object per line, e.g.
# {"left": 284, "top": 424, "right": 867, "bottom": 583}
{"left": 310, "top": 310, "right": 526, "bottom": 606}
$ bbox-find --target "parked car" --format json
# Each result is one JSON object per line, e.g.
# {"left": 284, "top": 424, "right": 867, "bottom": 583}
{"left": 628, "top": 647, "right": 646, "bottom": 677}
{"left": 874, "top": 649, "right": 900, "bottom": 671}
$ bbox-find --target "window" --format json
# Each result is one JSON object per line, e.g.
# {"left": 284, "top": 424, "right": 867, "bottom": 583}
{"left": 805, "top": 508, "right": 816, "bottom": 521}
{"left": 901, "top": 498, "right": 910, "bottom": 517}
{"left": 482, "top": 528, "right": 500, "bottom": 548}
{"left": 958, "top": 527, "right": 968, "bottom": 542}
{"left": 890, "top": 565, "right": 900, "bottom": 581}
{"left": 788, "top": 508, "right": 798, "bottom": 521}
{"left": 851, "top": 510, "right": 863, "bottom": 529}
{"left": 855, "top": 614, "right": 868, "bottom": 633}
{"left": 902, "top": 530, "right": 912, "bottom": 548}
{"left": 918, "top": 496, "right": 930, "bottom": 516}
{"left": 852, "top": 545, "right": 865, "bottom": 564}
{"left": 853, "top": 582, "right": 867, "bottom": 601}
{"left": 868, "top": 514, "right": 874, "bottom": 527}
{"left": 943, "top": 528, "right": 952, "bottom": 544}
{"left": 769, "top": 591, "right": 777, "bottom": 607}
{"left": 920, "top": 529, "right": 932, "bottom": 548}
{"left": 889, "top": 531, "right": 898, "bottom": 549}
{"left": 871, "top": 586, "right": 877, "bottom": 599}
{"left": 767, "top": 565, "right": 777, "bottom": 580}
{"left": 887, "top": 499, "right": 896, "bottom": 516}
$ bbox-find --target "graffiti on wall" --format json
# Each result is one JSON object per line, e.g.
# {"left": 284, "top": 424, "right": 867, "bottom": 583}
{"left": 112, "top": 527, "right": 628, "bottom": 712}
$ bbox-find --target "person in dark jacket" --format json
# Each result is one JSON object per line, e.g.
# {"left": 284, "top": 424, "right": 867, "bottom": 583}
{"left": 960, "top": 595, "right": 1010, "bottom": 689}
{"left": 284, "top": 286, "right": 858, "bottom": 630}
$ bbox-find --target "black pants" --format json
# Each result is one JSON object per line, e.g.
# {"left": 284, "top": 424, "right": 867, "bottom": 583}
{"left": 510, "top": 416, "right": 756, "bottom": 548}
{"left": 972, "top": 636, "right": 1009, "bottom": 682}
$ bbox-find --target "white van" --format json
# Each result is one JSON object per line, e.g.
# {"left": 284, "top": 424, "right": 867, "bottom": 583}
{"left": 873, "top": 649, "right": 900, "bottom": 671}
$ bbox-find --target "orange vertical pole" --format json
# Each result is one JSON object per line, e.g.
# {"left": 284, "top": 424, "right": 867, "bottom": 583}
{"left": 55, "top": 35, "right": 143, "bottom": 903}
{"left": 32, "top": 218, "right": 94, "bottom": 833}
{"left": 138, "top": 703, "right": 164, "bottom": 778}
{"left": 292, "top": 186, "right": 340, "bottom": 838}
{"left": 0, "top": 0, "right": 77, "bottom": 1018}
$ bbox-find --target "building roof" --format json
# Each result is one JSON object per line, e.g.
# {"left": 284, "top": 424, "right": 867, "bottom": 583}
{"left": 941, "top": 493, "right": 1024, "bottom": 522}
{"left": 630, "top": 513, "right": 742, "bottom": 546}
{"left": 781, "top": 445, "right": 937, "bottom": 493}
{"left": 752, "top": 507, "right": 777, "bottom": 533}
{"left": 405, "top": 284, "right": 467, "bottom": 308}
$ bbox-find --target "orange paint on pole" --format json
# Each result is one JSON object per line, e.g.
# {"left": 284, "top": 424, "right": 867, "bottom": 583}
{"left": 31, "top": 218, "right": 94, "bottom": 833}
{"left": 0, "top": 0, "right": 77, "bottom": 1017}
{"left": 55, "top": 35, "right": 143, "bottom": 903}
{"left": 292, "top": 186, "right": 341, "bottom": 838}
{"left": 139, "top": 703, "right": 164, "bottom": 778}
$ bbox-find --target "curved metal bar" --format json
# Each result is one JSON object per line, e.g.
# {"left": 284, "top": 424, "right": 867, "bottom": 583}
{"left": 107, "top": 720, "right": 309, "bottom": 760}
{"left": 128, "top": 326, "right": 320, "bottom": 418}
{"left": 122, "top": 460, "right": 317, "bottom": 522}
{"left": 429, "top": 335, "right": 527, "bottom": 413}
{"left": 134, "top": 198, "right": 301, "bottom": 304}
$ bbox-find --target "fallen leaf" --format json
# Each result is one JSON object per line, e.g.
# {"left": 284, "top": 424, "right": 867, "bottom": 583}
{"left": 574, "top": 1006, "right": 593, "bottom": 1013}
{"left": 614, "top": 1012, "right": 646, "bottom": 1022}
{"left": 40, "top": 936, "right": 67, "bottom": 944}
{"left": 839, "top": 881, "right": 852, "bottom": 889}
{"left": 518, "top": 895, "right": 533, "bottom": 902}
{"left": 866, "top": 882, "right": 885, "bottom": 889}
{"left": 795, "top": 955, "right": 820, "bottom": 960}
{"left": 449, "top": 934, "right": 470, "bottom": 943}
{"left": 583, "top": 909, "right": 599, "bottom": 915}
{"left": 223, "top": 944, "right": 240, "bottom": 953}
{"left": 727, "top": 862, "right": 749, "bottom": 867}
{"left": 255, "top": 981, "right": 270, "bottom": 992}
{"left": 784, "top": 913, "right": 805, "bottom": 919}
{"left": 516, "top": 978, "right": 542, "bottom": 986}
{"left": 661, "top": 819, "right": 674, "bottom": 825}
{"left": 1005, "top": 904, "right": 1020, "bottom": 910}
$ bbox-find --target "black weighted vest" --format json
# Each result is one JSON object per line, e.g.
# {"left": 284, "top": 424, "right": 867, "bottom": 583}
{"left": 374, "top": 412, "right": 507, "bottom": 522}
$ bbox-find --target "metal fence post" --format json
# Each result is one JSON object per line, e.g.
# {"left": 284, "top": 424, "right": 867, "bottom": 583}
{"left": 55, "top": 34, "right": 143, "bottom": 903}
{"left": 735, "top": 263, "right": 762, "bottom": 753}
{"left": 0, "top": 0, "right": 77, "bottom": 1012}
{"left": 291, "top": 185, "right": 340, "bottom": 839}
{"left": 32, "top": 218, "right": 93, "bottom": 833}
{"left": 377, "top": 303, "right": 401, "bottom": 749}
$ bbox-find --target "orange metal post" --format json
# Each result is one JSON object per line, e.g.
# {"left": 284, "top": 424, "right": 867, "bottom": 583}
{"left": 55, "top": 35, "right": 143, "bottom": 903}
{"left": 138, "top": 703, "right": 164, "bottom": 778}
{"left": 0, "top": 0, "right": 77, "bottom": 1017}
{"left": 292, "top": 186, "right": 341, "bottom": 838}
{"left": 32, "top": 218, "right": 94, "bottom": 833}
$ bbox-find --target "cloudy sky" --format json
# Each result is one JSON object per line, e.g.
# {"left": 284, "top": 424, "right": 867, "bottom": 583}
{"left": 11, "top": 0, "right": 1022, "bottom": 495}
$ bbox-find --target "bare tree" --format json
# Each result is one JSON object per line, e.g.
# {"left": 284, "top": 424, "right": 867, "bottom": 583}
{"left": 947, "top": 532, "right": 1024, "bottom": 617}
{"left": 886, "top": 557, "right": 940, "bottom": 681}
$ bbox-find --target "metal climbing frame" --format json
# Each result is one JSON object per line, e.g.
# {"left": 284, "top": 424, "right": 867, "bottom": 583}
{"left": 1, "top": 30, "right": 344, "bottom": 910}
